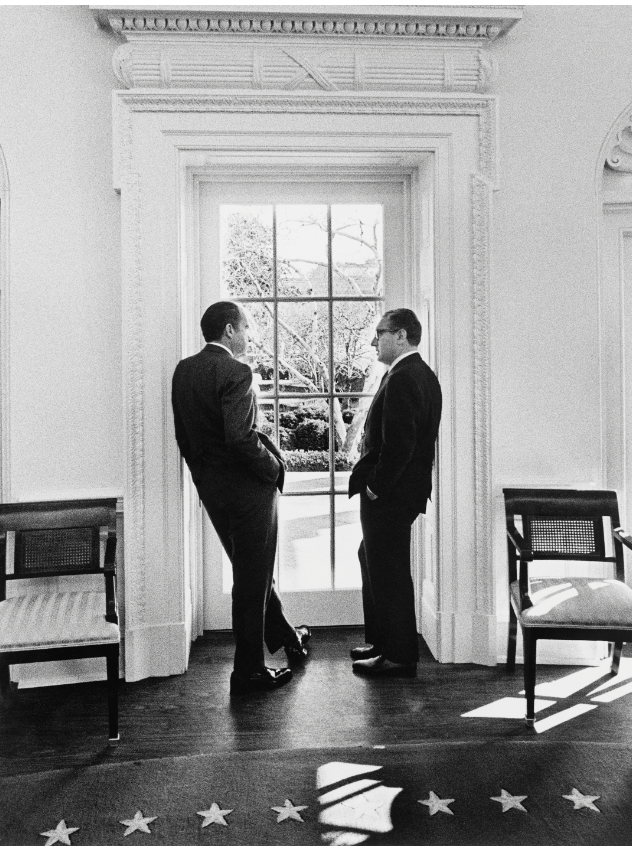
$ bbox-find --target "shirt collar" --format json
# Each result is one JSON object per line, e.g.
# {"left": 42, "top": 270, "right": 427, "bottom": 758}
{"left": 207, "top": 341, "right": 233, "bottom": 357}
{"left": 388, "top": 348, "right": 419, "bottom": 372}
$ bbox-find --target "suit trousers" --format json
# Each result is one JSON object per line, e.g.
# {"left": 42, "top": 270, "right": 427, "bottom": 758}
{"left": 196, "top": 473, "right": 296, "bottom": 674}
{"left": 358, "top": 492, "right": 420, "bottom": 664}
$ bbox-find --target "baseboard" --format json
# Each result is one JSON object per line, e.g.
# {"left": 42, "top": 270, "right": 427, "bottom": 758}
{"left": 124, "top": 621, "right": 189, "bottom": 682}
{"left": 420, "top": 593, "right": 439, "bottom": 659}
{"left": 420, "top": 596, "right": 497, "bottom": 665}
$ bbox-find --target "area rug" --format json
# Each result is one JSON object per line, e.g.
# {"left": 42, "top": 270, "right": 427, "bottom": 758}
{"left": 2, "top": 741, "right": 632, "bottom": 845}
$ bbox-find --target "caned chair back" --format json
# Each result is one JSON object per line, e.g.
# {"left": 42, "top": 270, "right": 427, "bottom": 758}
{"left": 503, "top": 488, "right": 622, "bottom": 579}
{"left": 0, "top": 500, "right": 117, "bottom": 589}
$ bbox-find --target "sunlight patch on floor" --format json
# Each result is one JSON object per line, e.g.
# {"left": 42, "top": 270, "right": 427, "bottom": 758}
{"left": 525, "top": 664, "right": 611, "bottom": 698}
{"left": 588, "top": 657, "right": 632, "bottom": 694}
{"left": 318, "top": 762, "right": 401, "bottom": 842}
{"left": 461, "top": 697, "right": 555, "bottom": 719}
{"left": 590, "top": 680, "right": 632, "bottom": 703}
{"left": 533, "top": 704, "right": 598, "bottom": 733}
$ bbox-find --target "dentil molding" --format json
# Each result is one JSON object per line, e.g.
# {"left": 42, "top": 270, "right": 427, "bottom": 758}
{"left": 93, "top": 5, "right": 521, "bottom": 93}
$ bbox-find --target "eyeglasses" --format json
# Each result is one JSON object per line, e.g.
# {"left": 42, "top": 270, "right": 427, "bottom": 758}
{"left": 374, "top": 328, "right": 395, "bottom": 341}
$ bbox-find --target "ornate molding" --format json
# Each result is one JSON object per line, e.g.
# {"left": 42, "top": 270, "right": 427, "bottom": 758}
{"left": 94, "top": 6, "right": 520, "bottom": 93}
{"left": 471, "top": 174, "right": 493, "bottom": 617}
{"left": 121, "top": 169, "right": 147, "bottom": 626}
{"left": 113, "top": 85, "right": 498, "bottom": 670}
{"left": 605, "top": 117, "right": 632, "bottom": 173}
{"left": 0, "top": 147, "right": 9, "bottom": 500}
{"left": 110, "top": 41, "right": 498, "bottom": 93}
{"left": 115, "top": 91, "right": 497, "bottom": 183}
{"left": 94, "top": 7, "right": 522, "bottom": 42}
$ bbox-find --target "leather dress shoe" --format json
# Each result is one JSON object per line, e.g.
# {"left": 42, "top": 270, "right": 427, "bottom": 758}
{"left": 350, "top": 644, "right": 380, "bottom": 660}
{"left": 284, "top": 625, "right": 312, "bottom": 663}
{"left": 352, "top": 655, "right": 417, "bottom": 678}
{"left": 230, "top": 666, "right": 293, "bottom": 696}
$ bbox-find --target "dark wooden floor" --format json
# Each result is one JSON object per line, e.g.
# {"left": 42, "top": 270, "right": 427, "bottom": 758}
{"left": 2, "top": 629, "right": 632, "bottom": 777}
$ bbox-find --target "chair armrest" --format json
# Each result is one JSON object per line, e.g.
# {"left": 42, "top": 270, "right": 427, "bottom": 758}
{"left": 104, "top": 530, "right": 118, "bottom": 623}
{"left": 507, "top": 524, "right": 533, "bottom": 560}
{"left": 614, "top": 527, "right": 632, "bottom": 552}
{"left": 104, "top": 532, "right": 117, "bottom": 570}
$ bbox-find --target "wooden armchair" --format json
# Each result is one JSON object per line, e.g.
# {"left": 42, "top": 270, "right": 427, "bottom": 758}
{"left": 504, "top": 488, "right": 632, "bottom": 727}
{"left": 0, "top": 499, "right": 120, "bottom": 740}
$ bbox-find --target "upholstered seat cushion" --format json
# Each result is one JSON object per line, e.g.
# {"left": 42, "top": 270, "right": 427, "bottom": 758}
{"left": 511, "top": 578, "right": 632, "bottom": 629}
{"left": 0, "top": 591, "right": 119, "bottom": 651}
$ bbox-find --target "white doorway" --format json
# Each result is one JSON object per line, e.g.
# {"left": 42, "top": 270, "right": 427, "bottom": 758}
{"left": 196, "top": 175, "right": 424, "bottom": 628}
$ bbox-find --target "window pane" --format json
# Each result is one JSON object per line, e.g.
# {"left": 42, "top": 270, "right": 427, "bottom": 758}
{"left": 334, "top": 495, "right": 362, "bottom": 589}
{"left": 220, "top": 205, "right": 273, "bottom": 299}
{"left": 278, "top": 399, "right": 330, "bottom": 493}
{"left": 332, "top": 300, "right": 384, "bottom": 464}
{"left": 278, "top": 397, "right": 330, "bottom": 491}
{"left": 276, "top": 205, "right": 328, "bottom": 297}
{"left": 278, "top": 301, "right": 330, "bottom": 393}
{"left": 331, "top": 204, "right": 383, "bottom": 297}
{"left": 279, "top": 494, "right": 332, "bottom": 591}
{"left": 333, "top": 300, "right": 380, "bottom": 392}
{"left": 247, "top": 302, "right": 275, "bottom": 393}
{"left": 256, "top": 396, "right": 276, "bottom": 448}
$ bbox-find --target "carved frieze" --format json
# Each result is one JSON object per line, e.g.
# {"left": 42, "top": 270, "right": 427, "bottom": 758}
{"left": 95, "top": 6, "right": 521, "bottom": 93}
{"left": 112, "top": 41, "right": 497, "bottom": 92}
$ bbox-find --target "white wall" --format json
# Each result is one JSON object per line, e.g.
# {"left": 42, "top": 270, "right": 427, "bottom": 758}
{"left": 490, "top": 5, "right": 632, "bottom": 649}
{"left": 2, "top": 6, "right": 632, "bottom": 670}
{"left": 0, "top": 6, "right": 122, "bottom": 500}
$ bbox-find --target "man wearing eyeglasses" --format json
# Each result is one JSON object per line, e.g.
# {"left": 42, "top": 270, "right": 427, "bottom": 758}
{"left": 348, "top": 308, "right": 442, "bottom": 676}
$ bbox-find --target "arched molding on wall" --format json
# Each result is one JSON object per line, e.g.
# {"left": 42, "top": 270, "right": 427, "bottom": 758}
{"left": 0, "top": 146, "right": 10, "bottom": 501}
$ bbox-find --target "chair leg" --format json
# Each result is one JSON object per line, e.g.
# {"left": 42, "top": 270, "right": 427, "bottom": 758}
{"left": 611, "top": 641, "right": 623, "bottom": 675}
{"left": 506, "top": 604, "right": 517, "bottom": 671}
{"left": 106, "top": 648, "right": 119, "bottom": 742}
{"left": 0, "top": 656, "right": 10, "bottom": 700}
{"left": 523, "top": 633, "right": 537, "bottom": 728}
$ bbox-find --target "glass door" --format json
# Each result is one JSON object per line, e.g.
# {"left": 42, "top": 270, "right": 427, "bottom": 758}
{"left": 199, "top": 179, "right": 408, "bottom": 627}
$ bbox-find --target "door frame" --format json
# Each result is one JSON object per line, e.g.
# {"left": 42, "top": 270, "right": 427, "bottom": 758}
{"left": 191, "top": 171, "right": 418, "bottom": 630}
{"left": 114, "top": 92, "right": 496, "bottom": 680}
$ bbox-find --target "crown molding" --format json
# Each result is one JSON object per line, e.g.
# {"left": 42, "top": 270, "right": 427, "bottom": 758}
{"left": 93, "top": 6, "right": 520, "bottom": 92}
{"left": 92, "top": 6, "right": 523, "bottom": 42}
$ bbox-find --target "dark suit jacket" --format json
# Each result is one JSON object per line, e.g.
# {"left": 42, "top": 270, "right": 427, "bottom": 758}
{"left": 348, "top": 351, "right": 441, "bottom": 514}
{"left": 172, "top": 344, "right": 284, "bottom": 491}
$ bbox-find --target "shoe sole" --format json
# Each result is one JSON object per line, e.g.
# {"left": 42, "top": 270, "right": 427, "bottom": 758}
{"left": 349, "top": 649, "right": 380, "bottom": 660}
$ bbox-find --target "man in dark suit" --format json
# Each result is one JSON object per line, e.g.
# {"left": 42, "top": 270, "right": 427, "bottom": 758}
{"left": 348, "top": 308, "right": 442, "bottom": 677}
{"left": 172, "top": 301, "right": 310, "bottom": 696}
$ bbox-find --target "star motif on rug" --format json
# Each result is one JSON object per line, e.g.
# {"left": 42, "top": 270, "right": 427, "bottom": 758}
{"left": 418, "top": 791, "right": 455, "bottom": 816}
{"left": 197, "top": 803, "right": 234, "bottom": 827}
{"left": 119, "top": 810, "right": 158, "bottom": 835}
{"left": 39, "top": 820, "right": 80, "bottom": 846}
{"left": 491, "top": 789, "right": 528, "bottom": 813}
{"left": 271, "top": 799, "right": 308, "bottom": 822}
{"left": 562, "top": 788, "right": 601, "bottom": 812}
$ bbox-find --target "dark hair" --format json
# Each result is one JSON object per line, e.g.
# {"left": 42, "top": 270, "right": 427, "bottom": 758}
{"left": 383, "top": 308, "right": 422, "bottom": 346}
{"left": 200, "top": 301, "right": 243, "bottom": 342}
